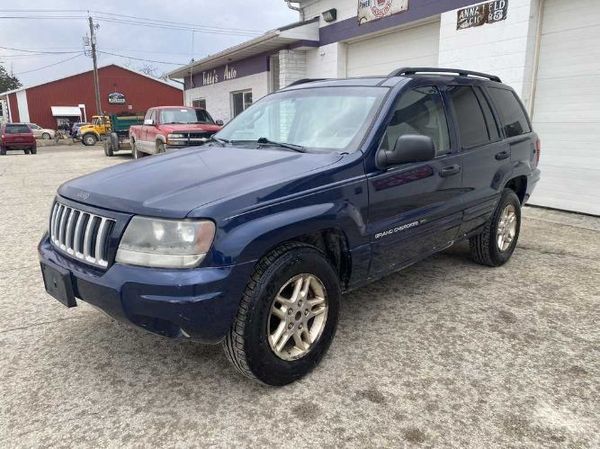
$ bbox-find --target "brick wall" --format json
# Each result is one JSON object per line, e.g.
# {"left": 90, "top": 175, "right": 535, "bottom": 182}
{"left": 278, "top": 50, "right": 308, "bottom": 88}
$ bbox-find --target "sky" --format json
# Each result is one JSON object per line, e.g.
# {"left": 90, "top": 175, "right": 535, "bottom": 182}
{"left": 0, "top": 0, "right": 298, "bottom": 87}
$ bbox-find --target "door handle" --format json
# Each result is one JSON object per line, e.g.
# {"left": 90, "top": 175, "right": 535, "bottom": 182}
{"left": 495, "top": 150, "right": 510, "bottom": 160}
{"left": 439, "top": 164, "right": 461, "bottom": 177}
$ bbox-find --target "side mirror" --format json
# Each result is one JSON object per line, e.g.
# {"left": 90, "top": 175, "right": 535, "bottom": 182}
{"left": 215, "top": 119, "right": 224, "bottom": 126}
{"left": 143, "top": 119, "right": 155, "bottom": 126}
{"left": 377, "top": 134, "right": 436, "bottom": 168}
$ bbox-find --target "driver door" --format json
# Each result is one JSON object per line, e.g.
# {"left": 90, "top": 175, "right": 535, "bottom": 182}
{"left": 367, "top": 86, "right": 464, "bottom": 277}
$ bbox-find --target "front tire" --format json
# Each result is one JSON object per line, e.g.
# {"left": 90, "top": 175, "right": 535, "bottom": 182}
{"left": 82, "top": 133, "right": 97, "bottom": 146}
{"left": 42, "top": 132, "right": 51, "bottom": 140}
{"left": 223, "top": 243, "right": 341, "bottom": 386}
{"left": 470, "top": 189, "right": 521, "bottom": 267}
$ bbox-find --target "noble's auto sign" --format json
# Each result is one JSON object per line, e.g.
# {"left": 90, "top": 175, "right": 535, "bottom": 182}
{"left": 358, "top": 0, "right": 409, "bottom": 25}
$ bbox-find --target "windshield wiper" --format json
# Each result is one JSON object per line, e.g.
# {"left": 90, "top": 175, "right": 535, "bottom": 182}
{"left": 256, "top": 137, "right": 306, "bottom": 153}
{"left": 207, "top": 136, "right": 231, "bottom": 146}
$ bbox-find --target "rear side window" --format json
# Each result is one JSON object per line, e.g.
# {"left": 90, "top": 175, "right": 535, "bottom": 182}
{"left": 5, "top": 124, "right": 31, "bottom": 134}
{"left": 448, "top": 86, "right": 490, "bottom": 148}
{"left": 488, "top": 87, "right": 531, "bottom": 137}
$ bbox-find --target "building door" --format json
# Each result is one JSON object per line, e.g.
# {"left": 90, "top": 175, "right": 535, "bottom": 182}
{"left": 529, "top": 0, "right": 600, "bottom": 215}
{"left": 346, "top": 20, "right": 440, "bottom": 77}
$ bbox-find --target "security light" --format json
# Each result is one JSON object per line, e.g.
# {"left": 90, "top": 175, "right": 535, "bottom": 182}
{"left": 323, "top": 8, "right": 337, "bottom": 23}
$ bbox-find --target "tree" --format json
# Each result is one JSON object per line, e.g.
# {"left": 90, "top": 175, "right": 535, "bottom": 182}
{"left": 0, "top": 65, "right": 21, "bottom": 93}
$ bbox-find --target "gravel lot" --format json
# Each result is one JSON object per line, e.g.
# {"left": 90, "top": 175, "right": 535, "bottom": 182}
{"left": 0, "top": 145, "right": 598, "bottom": 448}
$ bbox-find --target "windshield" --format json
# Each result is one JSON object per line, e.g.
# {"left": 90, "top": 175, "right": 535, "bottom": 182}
{"left": 216, "top": 86, "right": 388, "bottom": 152}
{"left": 161, "top": 108, "right": 214, "bottom": 125}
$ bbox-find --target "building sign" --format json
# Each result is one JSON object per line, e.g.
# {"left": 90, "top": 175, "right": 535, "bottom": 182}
{"left": 201, "top": 64, "right": 238, "bottom": 86}
{"left": 358, "top": 0, "right": 409, "bottom": 25}
{"left": 457, "top": 0, "right": 508, "bottom": 30}
{"left": 108, "top": 92, "right": 126, "bottom": 104}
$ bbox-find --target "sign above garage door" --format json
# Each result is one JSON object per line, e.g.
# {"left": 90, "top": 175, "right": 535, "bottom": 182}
{"left": 358, "top": 0, "right": 409, "bottom": 25}
{"left": 457, "top": 0, "right": 508, "bottom": 30}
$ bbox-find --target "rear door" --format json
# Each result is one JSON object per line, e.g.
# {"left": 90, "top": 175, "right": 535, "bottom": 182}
{"left": 367, "top": 85, "right": 464, "bottom": 277}
{"left": 446, "top": 85, "right": 511, "bottom": 234}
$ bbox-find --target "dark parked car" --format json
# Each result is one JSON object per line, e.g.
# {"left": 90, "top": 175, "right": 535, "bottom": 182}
{"left": 0, "top": 123, "right": 37, "bottom": 155}
{"left": 39, "top": 67, "right": 541, "bottom": 385}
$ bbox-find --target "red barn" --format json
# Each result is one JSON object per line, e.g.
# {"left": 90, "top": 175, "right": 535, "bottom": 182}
{"left": 0, "top": 64, "right": 182, "bottom": 129}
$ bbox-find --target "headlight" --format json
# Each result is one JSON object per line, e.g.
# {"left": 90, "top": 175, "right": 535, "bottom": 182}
{"left": 116, "top": 217, "right": 215, "bottom": 269}
{"left": 168, "top": 134, "right": 185, "bottom": 139}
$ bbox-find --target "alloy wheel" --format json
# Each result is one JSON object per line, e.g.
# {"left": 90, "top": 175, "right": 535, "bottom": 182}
{"left": 267, "top": 273, "right": 328, "bottom": 361}
{"left": 497, "top": 204, "right": 517, "bottom": 252}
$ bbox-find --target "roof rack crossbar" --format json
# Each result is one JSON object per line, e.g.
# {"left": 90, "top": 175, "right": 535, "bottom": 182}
{"left": 389, "top": 67, "right": 501, "bottom": 83}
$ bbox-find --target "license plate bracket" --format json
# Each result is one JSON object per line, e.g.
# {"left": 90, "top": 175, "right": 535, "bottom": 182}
{"left": 40, "top": 262, "right": 77, "bottom": 308}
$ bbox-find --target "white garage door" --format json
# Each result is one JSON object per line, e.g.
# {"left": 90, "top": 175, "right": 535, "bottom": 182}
{"left": 529, "top": 0, "right": 600, "bottom": 216}
{"left": 346, "top": 20, "right": 440, "bottom": 77}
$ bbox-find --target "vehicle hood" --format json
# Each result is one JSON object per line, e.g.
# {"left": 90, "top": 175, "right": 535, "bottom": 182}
{"left": 58, "top": 147, "right": 343, "bottom": 218}
{"left": 160, "top": 123, "right": 222, "bottom": 133}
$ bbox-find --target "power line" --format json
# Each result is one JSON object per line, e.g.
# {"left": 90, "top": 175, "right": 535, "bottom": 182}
{"left": 0, "top": 9, "right": 263, "bottom": 34}
{"left": 97, "top": 50, "right": 185, "bottom": 66}
{"left": 91, "top": 11, "right": 262, "bottom": 34}
{"left": 94, "top": 17, "right": 261, "bottom": 37}
{"left": 15, "top": 53, "right": 83, "bottom": 75}
{"left": 0, "top": 45, "right": 82, "bottom": 55}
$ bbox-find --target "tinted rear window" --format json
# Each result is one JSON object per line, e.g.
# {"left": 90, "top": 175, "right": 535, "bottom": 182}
{"left": 448, "top": 86, "right": 490, "bottom": 148}
{"left": 5, "top": 124, "right": 31, "bottom": 134}
{"left": 488, "top": 87, "right": 531, "bottom": 137}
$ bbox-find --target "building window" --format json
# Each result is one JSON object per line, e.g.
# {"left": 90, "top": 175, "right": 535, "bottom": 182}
{"left": 192, "top": 98, "right": 207, "bottom": 110}
{"left": 232, "top": 90, "right": 252, "bottom": 117}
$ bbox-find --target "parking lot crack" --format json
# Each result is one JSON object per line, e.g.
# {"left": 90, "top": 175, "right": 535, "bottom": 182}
{"left": 0, "top": 317, "right": 83, "bottom": 335}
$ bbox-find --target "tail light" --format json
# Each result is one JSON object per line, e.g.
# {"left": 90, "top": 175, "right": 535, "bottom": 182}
{"left": 535, "top": 138, "right": 541, "bottom": 167}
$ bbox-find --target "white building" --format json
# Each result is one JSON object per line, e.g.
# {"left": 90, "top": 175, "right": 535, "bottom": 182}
{"left": 169, "top": 0, "right": 600, "bottom": 216}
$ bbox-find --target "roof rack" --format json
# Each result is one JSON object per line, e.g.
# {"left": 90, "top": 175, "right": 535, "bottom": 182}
{"left": 388, "top": 67, "right": 501, "bottom": 83}
{"left": 286, "top": 78, "right": 329, "bottom": 87}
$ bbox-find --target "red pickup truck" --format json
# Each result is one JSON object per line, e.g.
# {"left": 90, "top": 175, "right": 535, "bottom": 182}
{"left": 129, "top": 106, "right": 223, "bottom": 159}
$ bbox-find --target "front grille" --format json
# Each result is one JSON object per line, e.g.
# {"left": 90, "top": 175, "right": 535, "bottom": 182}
{"left": 188, "top": 132, "right": 215, "bottom": 139}
{"left": 50, "top": 202, "right": 115, "bottom": 268}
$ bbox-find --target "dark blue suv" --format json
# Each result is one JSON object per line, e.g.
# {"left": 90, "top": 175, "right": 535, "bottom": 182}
{"left": 39, "top": 67, "right": 541, "bottom": 385}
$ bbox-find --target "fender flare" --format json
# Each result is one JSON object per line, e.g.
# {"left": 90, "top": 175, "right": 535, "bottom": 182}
{"left": 213, "top": 202, "right": 365, "bottom": 266}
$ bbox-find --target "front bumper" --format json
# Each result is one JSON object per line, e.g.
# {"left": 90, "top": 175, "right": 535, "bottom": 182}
{"left": 38, "top": 235, "right": 255, "bottom": 344}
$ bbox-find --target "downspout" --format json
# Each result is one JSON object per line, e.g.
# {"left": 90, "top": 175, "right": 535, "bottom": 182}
{"left": 528, "top": 0, "right": 545, "bottom": 118}
{"left": 286, "top": 1, "right": 305, "bottom": 21}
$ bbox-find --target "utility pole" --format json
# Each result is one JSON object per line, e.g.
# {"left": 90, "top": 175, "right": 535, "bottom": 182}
{"left": 88, "top": 16, "right": 102, "bottom": 115}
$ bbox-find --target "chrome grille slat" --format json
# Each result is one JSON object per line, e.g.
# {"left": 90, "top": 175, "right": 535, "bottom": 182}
{"left": 49, "top": 202, "right": 114, "bottom": 268}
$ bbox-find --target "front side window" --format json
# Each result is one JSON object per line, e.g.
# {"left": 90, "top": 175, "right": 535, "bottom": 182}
{"left": 232, "top": 90, "right": 253, "bottom": 117}
{"left": 217, "top": 86, "right": 388, "bottom": 152}
{"left": 448, "top": 86, "right": 491, "bottom": 148}
{"left": 381, "top": 86, "right": 450, "bottom": 155}
{"left": 488, "top": 87, "right": 531, "bottom": 137}
{"left": 160, "top": 108, "right": 214, "bottom": 124}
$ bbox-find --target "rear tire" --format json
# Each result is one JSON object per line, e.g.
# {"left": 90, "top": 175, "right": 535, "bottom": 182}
{"left": 0, "top": 147, "right": 6, "bottom": 155}
{"left": 132, "top": 139, "right": 144, "bottom": 159}
{"left": 30, "top": 148, "right": 37, "bottom": 155}
{"left": 470, "top": 189, "right": 521, "bottom": 267}
{"left": 42, "top": 133, "right": 51, "bottom": 140}
{"left": 24, "top": 149, "right": 30, "bottom": 155}
{"left": 223, "top": 243, "right": 341, "bottom": 386}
